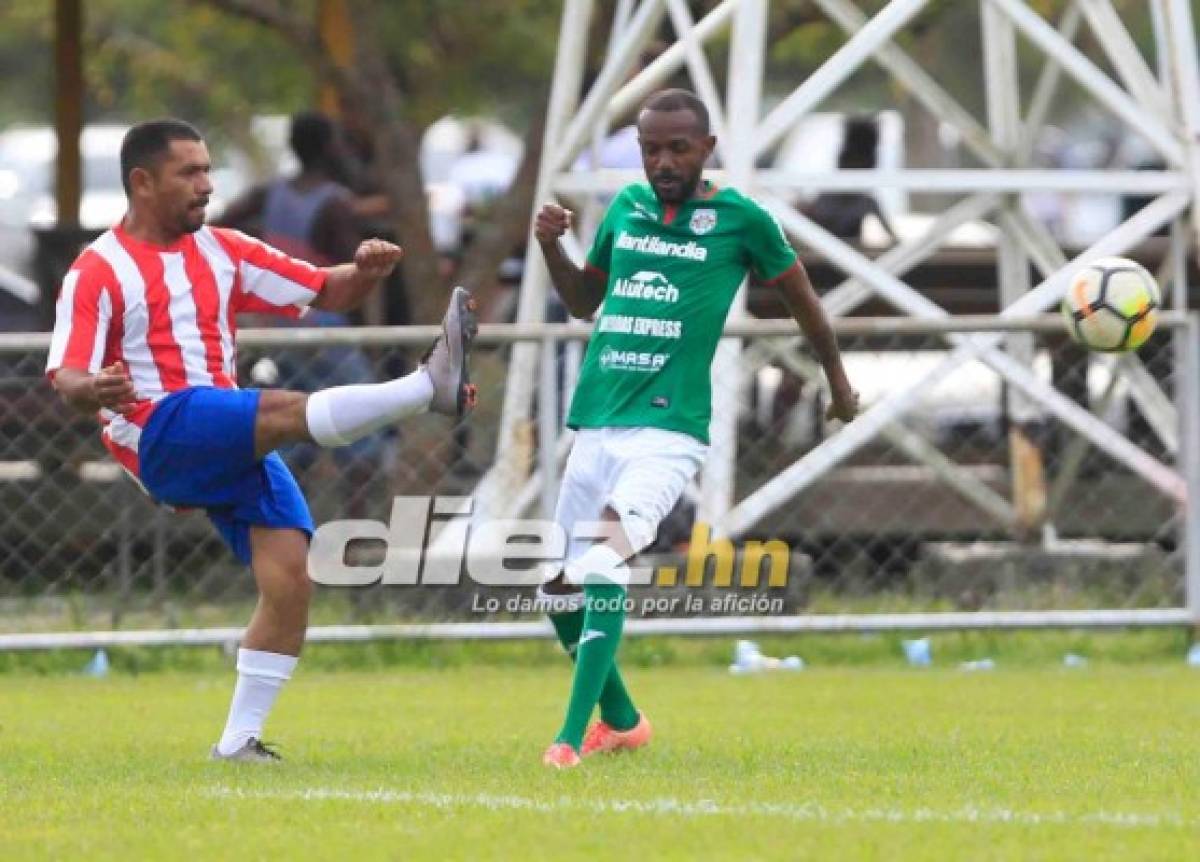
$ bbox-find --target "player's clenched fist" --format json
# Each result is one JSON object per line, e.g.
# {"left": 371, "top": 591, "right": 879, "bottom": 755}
{"left": 534, "top": 203, "right": 573, "bottom": 245}
{"left": 92, "top": 361, "right": 138, "bottom": 415}
{"left": 353, "top": 238, "right": 403, "bottom": 279}
{"left": 825, "top": 383, "right": 860, "bottom": 424}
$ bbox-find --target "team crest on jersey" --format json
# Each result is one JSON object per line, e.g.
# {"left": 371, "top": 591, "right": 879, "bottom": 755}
{"left": 689, "top": 208, "right": 717, "bottom": 235}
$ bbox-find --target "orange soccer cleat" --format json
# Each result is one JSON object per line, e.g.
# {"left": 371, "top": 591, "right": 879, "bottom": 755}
{"left": 580, "top": 713, "right": 653, "bottom": 757}
{"left": 542, "top": 742, "right": 582, "bottom": 769}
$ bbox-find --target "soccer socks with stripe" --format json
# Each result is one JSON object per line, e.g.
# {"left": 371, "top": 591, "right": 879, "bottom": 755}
{"left": 216, "top": 648, "right": 297, "bottom": 755}
{"left": 553, "top": 583, "right": 629, "bottom": 751}
{"left": 546, "top": 600, "right": 640, "bottom": 733}
{"left": 304, "top": 369, "right": 434, "bottom": 447}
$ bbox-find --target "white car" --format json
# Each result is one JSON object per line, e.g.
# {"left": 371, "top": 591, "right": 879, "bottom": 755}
{"left": 0, "top": 124, "right": 250, "bottom": 321}
{"left": 0, "top": 125, "right": 129, "bottom": 232}
{"left": 0, "top": 125, "right": 133, "bottom": 318}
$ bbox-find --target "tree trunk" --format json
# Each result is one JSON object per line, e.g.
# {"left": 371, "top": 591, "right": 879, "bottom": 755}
{"left": 455, "top": 104, "right": 547, "bottom": 318}
{"left": 346, "top": 14, "right": 447, "bottom": 324}
{"left": 196, "top": 0, "right": 551, "bottom": 325}
{"left": 373, "top": 119, "right": 446, "bottom": 325}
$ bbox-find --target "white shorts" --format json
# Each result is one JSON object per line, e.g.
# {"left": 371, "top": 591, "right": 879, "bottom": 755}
{"left": 554, "top": 427, "right": 709, "bottom": 567}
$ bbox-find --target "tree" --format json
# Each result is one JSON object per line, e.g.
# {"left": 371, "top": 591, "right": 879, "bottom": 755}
{"left": 7, "top": 0, "right": 1188, "bottom": 325}
{"left": 1, "top": 0, "right": 559, "bottom": 323}
{"left": 194, "top": 0, "right": 560, "bottom": 324}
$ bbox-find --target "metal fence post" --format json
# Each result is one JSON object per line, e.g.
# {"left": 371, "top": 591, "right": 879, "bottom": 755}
{"left": 538, "top": 335, "right": 560, "bottom": 520}
{"left": 1182, "top": 314, "right": 1200, "bottom": 627}
{"left": 113, "top": 484, "right": 132, "bottom": 628}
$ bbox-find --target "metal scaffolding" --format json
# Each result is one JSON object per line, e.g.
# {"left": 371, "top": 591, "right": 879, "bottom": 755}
{"left": 479, "top": 0, "right": 1200, "bottom": 542}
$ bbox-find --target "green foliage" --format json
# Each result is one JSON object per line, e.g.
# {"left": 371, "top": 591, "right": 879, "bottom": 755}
{"left": 0, "top": 1, "right": 314, "bottom": 142}
{"left": 4, "top": 0, "right": 1193, "bottom": 166}
{"left": 756, "top": 0, "right": 1197, "bottom": 123}
{"left": 85, "top": 0, "right": 316, "bottom": 151}
{"left": 0, "top": 628, "right": 1193, "bottom": 675}
{"left": 772, "top": 19, "right": 845, "bottom": 71}
{"left": 0, "top": 2, "right": 54, "bottom": 123}
{"left": 365, "top": 0, "right": 560, "bottom": 128}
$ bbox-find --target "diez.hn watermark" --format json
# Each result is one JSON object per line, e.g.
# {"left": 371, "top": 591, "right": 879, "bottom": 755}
{"left": 308, "top": 496, "right": 793, "bottom": 601}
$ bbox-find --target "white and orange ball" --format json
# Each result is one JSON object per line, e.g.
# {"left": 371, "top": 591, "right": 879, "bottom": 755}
{"left": 1061, "top": 256, "right": 1161, "bottom": 352}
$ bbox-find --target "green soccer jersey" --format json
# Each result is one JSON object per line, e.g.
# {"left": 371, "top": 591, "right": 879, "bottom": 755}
{"left": 566, "top": 181, "right": 798, "bottom": 444}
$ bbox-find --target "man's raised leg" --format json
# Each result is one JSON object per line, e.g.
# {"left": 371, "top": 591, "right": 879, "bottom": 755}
{"left": 252, "top": 286, "right": 478, "bottom": 458}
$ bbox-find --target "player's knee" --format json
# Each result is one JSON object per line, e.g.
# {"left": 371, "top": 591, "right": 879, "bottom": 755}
{"left": 616, "top": 510, "right": 657, "bottom": 555}
{"left": 291, "top": 565, "right": 314, "bottom": 604}
{"left": 288, "top": 560, "right": 313, "bottom": 602}
{"left": 564, "top": 543, "right": 631, "bottom": 588}
{"left": 253, "top": 390, "right": 309, "bottom": 451}
{"left": 257, "top": 389, "right": 307, "bottom": 416}
{"left": 258, "top": 558, "right": 312, "bottom": 606}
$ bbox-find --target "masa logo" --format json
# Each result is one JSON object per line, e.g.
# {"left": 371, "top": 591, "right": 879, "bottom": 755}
{"left": 689, "top": 208, "right": 717, "bottom": 235}
{"left": 599, "top": 346, "right": 668, "bottom": 372}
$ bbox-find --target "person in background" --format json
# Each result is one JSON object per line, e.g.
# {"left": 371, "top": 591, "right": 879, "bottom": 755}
{"left": 219, "top": 112, "right": 385, "bottom": 512}
{"left": 220, "top": 111, "right": 361, "bottom": 272}
{"left": 804, "top": 116, "right": 899, "bottom": 245}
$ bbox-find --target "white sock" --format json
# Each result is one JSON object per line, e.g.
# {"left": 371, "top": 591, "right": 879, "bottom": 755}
{"left": 305, "top": 369, "right": 434, "bottom": 447}
{"left": 564, "top": 544, "right": 630, "bottom": 587}
{"left": 215, "top": 648, "right": 298, "bottom": 756}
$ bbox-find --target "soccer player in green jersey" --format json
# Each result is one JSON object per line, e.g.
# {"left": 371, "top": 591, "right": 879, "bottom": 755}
{"left": 534, "top": 88, "right": 858, "bottom": 768}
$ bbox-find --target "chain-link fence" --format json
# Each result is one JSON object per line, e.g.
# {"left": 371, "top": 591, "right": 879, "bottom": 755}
{"left": 732, "top": 315, "right": 1193, "bottom": 619}
{"left": 0, "top": 314, "right": 1195, "bottom": 639}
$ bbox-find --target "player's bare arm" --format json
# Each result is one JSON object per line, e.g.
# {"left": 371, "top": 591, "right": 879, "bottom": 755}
{"left": 311, "top": 238, "right": 403, "bottom": 312}
{"left": 533, "top": 203, "right": 606, "bottom": 318}
{"left": 773, "top": 263, "right": 859, "bottom": 422}
{"left": 52, "top": 362, "right": 138, "bottom": 416}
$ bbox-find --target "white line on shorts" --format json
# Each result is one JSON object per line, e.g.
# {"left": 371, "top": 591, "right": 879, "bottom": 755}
{"left": 205, "top": 787, "right": 1187, "bottom": 830}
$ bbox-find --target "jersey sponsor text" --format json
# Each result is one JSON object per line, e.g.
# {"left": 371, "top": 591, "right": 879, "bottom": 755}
{"left": 611, "top": 271, "right": 679, "bottom": 304}
{"left": 615, "top": 231, "right": 708, "bottom": 262}
{"left": 598, "top": 315, "right": 682, "bottom": 339}
{"left": 599, "top": 347, "right": 669, "bottom": 373}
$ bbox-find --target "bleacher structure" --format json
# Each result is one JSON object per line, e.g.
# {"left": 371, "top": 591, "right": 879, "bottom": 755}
{"left": 475, "top": 0, "right": 1200, "bottom": 621}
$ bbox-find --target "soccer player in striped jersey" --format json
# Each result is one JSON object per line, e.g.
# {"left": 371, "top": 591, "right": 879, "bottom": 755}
{"left": 46, "top": 119, "right": 478, "bottom": 762}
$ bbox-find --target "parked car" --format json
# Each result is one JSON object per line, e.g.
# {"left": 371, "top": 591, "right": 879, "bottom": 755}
{"left": 0, "top": 124, "right": 249, "bottom": 289}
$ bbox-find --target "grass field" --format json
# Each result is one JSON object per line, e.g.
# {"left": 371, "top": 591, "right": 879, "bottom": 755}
{"left": 2, "top": 644, "right": 1200, "bottom": 860}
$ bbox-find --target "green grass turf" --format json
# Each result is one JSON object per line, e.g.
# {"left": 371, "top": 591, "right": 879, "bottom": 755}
{"left": 2, "top": 661, "right": 1200, "bottom": 860}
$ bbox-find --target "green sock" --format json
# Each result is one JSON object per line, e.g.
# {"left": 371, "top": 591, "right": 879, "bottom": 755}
{"left": 553, "top": 583, "right": 629, "bottom": 750}
{"left": 547, "top": 603, "right": 639, "bottom": 732}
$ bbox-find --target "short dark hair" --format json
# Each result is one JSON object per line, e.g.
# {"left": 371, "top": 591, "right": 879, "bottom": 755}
{"left": 289, "top": 111, "right": 336, "bottom": 170}
{"left": 119, "top": 119, "right": 203, "bottom": 197}
{"left": 640, "top": 88, "right": 710, "bottom": 135}
{"left": 839, "top": 116, "right": 879, "bottom": 170}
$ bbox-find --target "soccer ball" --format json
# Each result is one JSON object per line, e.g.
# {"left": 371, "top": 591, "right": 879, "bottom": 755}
{"left": 1060, "top": 256, "right": 1161, "bottom": 352}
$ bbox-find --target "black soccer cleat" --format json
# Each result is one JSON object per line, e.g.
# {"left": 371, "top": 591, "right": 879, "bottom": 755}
{"left": 422, "top": 286, "right": 479, "bottom": 418}
{"left": 209, "top": 737, "right": 283, "bottom": 763}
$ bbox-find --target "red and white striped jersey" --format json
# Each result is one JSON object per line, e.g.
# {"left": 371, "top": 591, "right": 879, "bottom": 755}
{"left": 46, "top": 223, "right": 327, "bottom": 475}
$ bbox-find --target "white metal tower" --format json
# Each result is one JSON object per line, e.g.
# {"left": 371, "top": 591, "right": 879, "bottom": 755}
{"left": 477, "top": 0, "right": 1200, "bottom": 540}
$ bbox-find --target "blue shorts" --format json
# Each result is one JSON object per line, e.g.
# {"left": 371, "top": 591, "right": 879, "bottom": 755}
{"left": 138, "top": 387, "right": 314, "bottom": 565}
